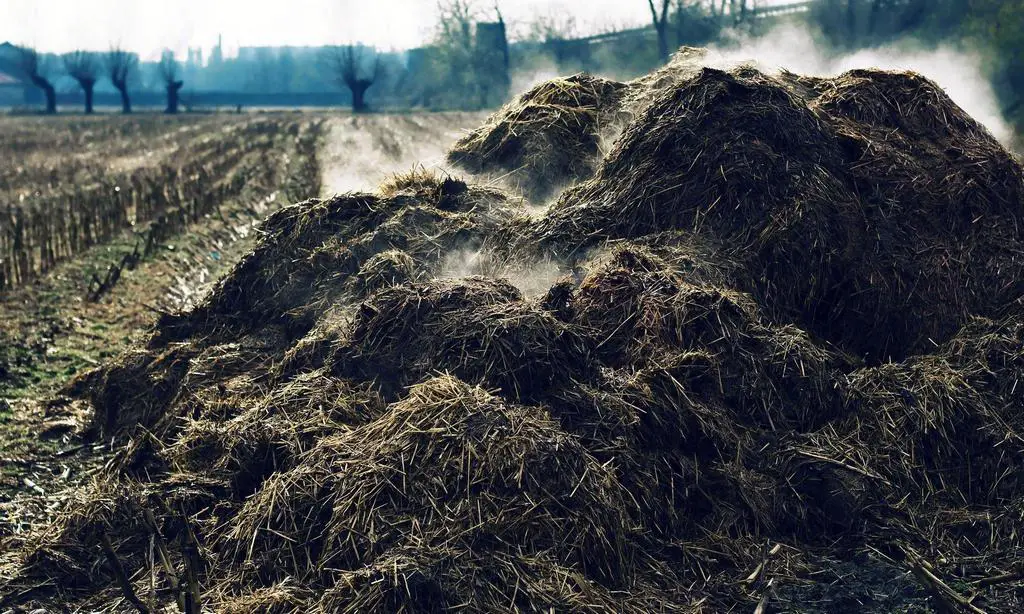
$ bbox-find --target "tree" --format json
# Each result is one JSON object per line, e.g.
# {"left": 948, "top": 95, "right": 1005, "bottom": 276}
{"left": 415, "top": 0, "right": 508, "bottom": 110}
{"left": 326, "top": 45, "right": 380, "bottom": 113}
{"left": 671, "top": 1, "right": 719, "bottom": 47}
{"left": 159, "top": 51, "right": 184, "bottom": 114}
{"left": 474, "top": 9, "right": 509, "bottom": 107}
{"left": 525, "top": 9, "right": 579, "bottom": 67}
{"left": 107, "top": 47, "right": 138, "bottom": 114}
{"left": 437, "top": 0, "right": 477, "bottom": 57}
{"left": 810, "top": 0, "right": 954, "bottom": 48}
{"left": 647, "top": 0, "right": 672, "bottom": 63}
{"left": 526, "top": 10, "right": 579, "bottom": 43}
{"left": 251, "top": 47, "right": 275, "bottom": 93}
{"left": 16, "top": 46, "right": 56, "bottom": 114}
{"left": 63, "top": 51, "right": 99, "bottom": 114}
{"left": 729, "top": 0, "right": 749, "bottom": 25}
{"left": 277, "top": 47, "right": 295, "bottom": 93}
{"left": 427, "top": 0, "right": 480, "bottom": 107}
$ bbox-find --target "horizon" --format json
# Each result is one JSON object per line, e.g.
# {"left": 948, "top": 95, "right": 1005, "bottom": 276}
{"left": 0, "top": 0, "right": 682, "bottom": 61}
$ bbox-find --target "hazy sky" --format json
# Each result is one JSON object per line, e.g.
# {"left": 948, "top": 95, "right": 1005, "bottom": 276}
{"left": 0, "top": 0, "right": 667, "bottom": 60}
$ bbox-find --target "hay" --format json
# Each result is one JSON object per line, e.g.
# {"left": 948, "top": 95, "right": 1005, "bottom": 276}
{"left": 530, "top": 65, "right": 1024, "bottom": 361}
{"left": 341, "top": 276, "right": 587, "bottom": 402}
{"left": 4, "top": 57, "right": 1024, "bottom": 613}
{"left": 352, "top": 248, "right": 416, "bottom": 291}
{"left": 447, "top": 74, "right": 629, "bottom": 202}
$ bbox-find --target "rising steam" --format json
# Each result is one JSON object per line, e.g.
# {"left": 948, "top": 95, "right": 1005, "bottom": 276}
{"left": 705, "top": 25, "right": 1015, "bottom": 146}
{"left": 440, "top": 248, "right": 567, "bottom": 297}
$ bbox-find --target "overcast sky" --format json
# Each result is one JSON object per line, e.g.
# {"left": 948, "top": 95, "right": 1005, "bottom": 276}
{"left": 0, "top": 0, "right": 684, "bottom": 60}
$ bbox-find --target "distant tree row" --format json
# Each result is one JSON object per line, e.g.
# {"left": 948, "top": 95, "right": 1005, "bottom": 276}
{"left": 323, "top": 45, "right": 380, "bottom": 113}
{"left": 10, "top": 0, "right": 1021, "bottom": 118}
{"left": 637, "top": 0, "right": 1022, "bottom": 118}
{"left": 807, "top": 0, "right": 1023, "bottom": 111}
{"left": 13, "top": 45, "right": 185, "bottom": 115}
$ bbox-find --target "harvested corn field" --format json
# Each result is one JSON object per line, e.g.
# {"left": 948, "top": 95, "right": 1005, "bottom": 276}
{"left": 2, "top": 52, "right": 1024, "bottom": 614}
{"left": 0, "top": 112, "right": 326, "bottom": 513}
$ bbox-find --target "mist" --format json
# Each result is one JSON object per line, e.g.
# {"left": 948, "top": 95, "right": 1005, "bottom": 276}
{"left": 703, "top": 25, "right": 1015, "bottom": 146}
{"left": 505, "top": 20, "right": 1016, "bottom": 149}
{"left": 440, "top": 248, "right": 566, "bottom": 297}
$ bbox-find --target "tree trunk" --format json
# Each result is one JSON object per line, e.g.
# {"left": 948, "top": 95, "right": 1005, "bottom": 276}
{"left": 166, "top": 81, "right": 183, "bottom": 114}
{"left": 846, "top": 0, "right": 858, "bottom": 46}
{"left": 868, "top": 0, "right": 882, "bottom": 36}
{"left": 114, "top": 81, "right": 132, "bottom": 114}
{"left": 350, "top": 81, "right": 370, "bottom": 113}
{"left": 30, "top": 76, "right": 57, "bottom": 114}
{"left": 83, "top": 82, "right": 94, "bottom": 114}
{"left": 44, "top": 84, "right": 56, "bottom": 114}
{"left": 675, "top": 1, "right": 685, "bottom": 47}
{"left": 656, "top": 23, "right": 669, "bottom": 64}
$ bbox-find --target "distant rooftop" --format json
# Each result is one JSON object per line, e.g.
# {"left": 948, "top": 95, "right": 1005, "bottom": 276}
{"left": 0, "top": 71, "right": 23, "bottom": 86}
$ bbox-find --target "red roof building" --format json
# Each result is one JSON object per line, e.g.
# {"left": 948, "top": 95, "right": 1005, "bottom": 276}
{"left": 0, "top": 70, "right": 23, "bottom": 85}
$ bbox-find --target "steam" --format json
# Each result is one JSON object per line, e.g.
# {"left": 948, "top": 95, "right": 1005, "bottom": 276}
{"left": 440, "top": 248, "right": 566, "bottom": 297}
{"left": 704, "top": 25, "right": 1015, "bottom": 145}
{"left": 320, "top": 113, "right": 483, "bottom": 197}
{"left": 509, "top": 55, "right": 562, "bottom": 101}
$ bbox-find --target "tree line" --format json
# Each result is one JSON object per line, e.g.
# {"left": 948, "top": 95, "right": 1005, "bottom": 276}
{"left": 641, "top": 0, "right": 1022, "bottom": 115}
{"left": 9, "top": 0, "right": 1023, "bottom": 118}
{"left": 12, "top": 45, "right": 190, "bottom": 115}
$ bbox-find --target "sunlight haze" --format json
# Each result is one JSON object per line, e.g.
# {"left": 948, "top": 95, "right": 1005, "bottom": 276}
{"left": 0, "top": 0, "right": 665, "bottom": 59}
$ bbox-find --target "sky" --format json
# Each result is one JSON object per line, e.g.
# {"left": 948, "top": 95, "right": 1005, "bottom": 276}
{"left": 0, "top": 0, "right": 674, "bottom": 60}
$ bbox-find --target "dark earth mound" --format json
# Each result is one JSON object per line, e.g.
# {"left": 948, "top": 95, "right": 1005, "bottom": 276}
{"left": 2, "top": 56, "right": 1023, "bottom": 614}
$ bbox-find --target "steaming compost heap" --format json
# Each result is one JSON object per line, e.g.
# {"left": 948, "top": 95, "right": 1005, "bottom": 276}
{"left": 447, "top": 73, "right": 628, "bottom": 202}
{"left": 3, "top": 53, "right": 1024, "bottom": 613}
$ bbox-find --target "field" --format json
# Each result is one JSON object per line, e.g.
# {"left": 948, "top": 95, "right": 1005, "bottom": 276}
{"left": 2, "top": 56, "right": 1024, "bottom": 614}
{"left": 0, "top": 113, "right": 322, "bottom": 500}
{"left": 0, "top": 111, "right": 482, "bottom": 500}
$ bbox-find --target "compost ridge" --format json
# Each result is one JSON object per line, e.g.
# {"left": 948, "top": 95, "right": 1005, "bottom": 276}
{"left": 2, "top": 55, "right": 1024, "bottom": 613}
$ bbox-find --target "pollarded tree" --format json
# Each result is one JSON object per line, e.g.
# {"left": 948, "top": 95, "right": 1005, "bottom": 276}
{"left": 63, "top": 51, "right": 100, "bottom": 113}
{"left": 16, "top": 46, "right": 56, "bottom": 114}
{"left": 107, "top": 46, "right": 138, "bottom": 114}
{"left": 326, "top": 45, "right": 380, "bottom": 113}
{"left": 159, "top": 51, "right": 184, "bottom": 114}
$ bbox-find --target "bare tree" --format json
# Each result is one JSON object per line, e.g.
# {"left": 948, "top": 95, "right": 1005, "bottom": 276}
{"left": 428, "top": 0, "right": 480, "bottom": 107}
{"left": 647, "top": 0, "right": 672, "bottom": 63}
{"left": 326, "top": 45, "right": 380, "bottom": 113}
{"left": 107, "top": 46, "right": 138, "bottom": 114}
{"left": 159, "top": 51, "right": 184, "bottom": 114}
{"left": 729, "top": 0, "right": 749, "bottom": 24}
{"left": 63, "top": 51, "right": 99, "bottom": 114}
{"left": 474, "top": 8, "right": 509, "bottom": 107}
{"left": 525, "top": 10, "right": 574, "bottom": 65}
{"left": 526, "top": 10, "right": 579, "bottom": 43}
{"left": 15, "top": 46, "right": 56, "bottom": 114}
{"left": 437, "top": 0, "right": 478, "bottom": 55}
{"left": 673, "top": 0, "right": 701, "bottom": 46}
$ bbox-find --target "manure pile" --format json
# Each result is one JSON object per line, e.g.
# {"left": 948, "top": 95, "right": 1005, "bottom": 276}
{"left": 448, "top": 73, "right": 628, "bottom": 203}
{"left": 3, "top": 54, "right": 1024, "bottom": 613}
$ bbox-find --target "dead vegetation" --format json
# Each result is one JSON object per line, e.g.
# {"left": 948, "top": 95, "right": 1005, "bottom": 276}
{"left": 2, "top": 54, "right": 1024, "bottom": 613}
{"left": 447, "top": 74, "right": 628, "bottom": 202}
{"left": 527, "top": 63, "right": 1024, "bottom": 362}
